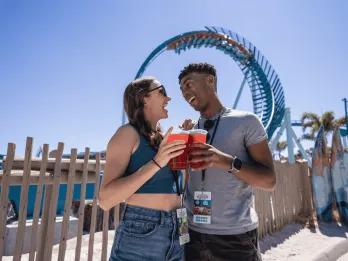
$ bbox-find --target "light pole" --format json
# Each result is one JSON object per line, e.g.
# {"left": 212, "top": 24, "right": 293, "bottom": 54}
{"left": 343, "top": 98, "right": 348, "bottom": 133}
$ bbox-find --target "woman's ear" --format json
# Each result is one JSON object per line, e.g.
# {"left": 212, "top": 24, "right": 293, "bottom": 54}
{"left": 143, "top": 96, "right": 149, "bottom": 106}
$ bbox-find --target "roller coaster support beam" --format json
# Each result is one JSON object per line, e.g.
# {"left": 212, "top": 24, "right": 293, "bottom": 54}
{"left": 233, "top": 71, "right": 248, "bottom": 109}
{"left": 270, "top": 108, "right": 311, "bottom": 165}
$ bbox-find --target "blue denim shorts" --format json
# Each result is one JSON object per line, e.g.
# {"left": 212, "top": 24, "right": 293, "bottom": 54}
{"left": 109, "top": 204, "right": 184, "bottom": 261}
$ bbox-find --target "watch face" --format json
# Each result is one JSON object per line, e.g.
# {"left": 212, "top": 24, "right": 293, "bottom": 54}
{"left": 233, "top": 158, "right": 243, "bottom": 170}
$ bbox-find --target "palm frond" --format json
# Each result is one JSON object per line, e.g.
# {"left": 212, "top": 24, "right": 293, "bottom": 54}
{"left": 321, "top": 111, "right": 335, "bottom": 131}
{"left": 336, "top": 117, "right": 347, "bottom": 126}
{"left": 301, "top": 112, "right": 320, "bottom": 132}
{"left": 276, "top": 141, "right": 287, "bottom": 151}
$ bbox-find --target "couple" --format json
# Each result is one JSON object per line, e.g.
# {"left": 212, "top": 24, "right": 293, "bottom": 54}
{"left": 98, "top": 63, "right": 276, "bottom": 261}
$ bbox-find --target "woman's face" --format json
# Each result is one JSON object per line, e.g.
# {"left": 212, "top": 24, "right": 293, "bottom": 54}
{"left": 143, "top": 80, "right": 171, "bottom": 121}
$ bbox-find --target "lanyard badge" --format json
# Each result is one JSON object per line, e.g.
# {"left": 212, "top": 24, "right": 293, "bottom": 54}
{"left": 176, "top": 168, "right": 190, "bottom": 245}
{"left": 176, "top": 207, "right": 190, "bottom": 245}
{"left": 193, "top": 191, "right": 212, "bottom": 224}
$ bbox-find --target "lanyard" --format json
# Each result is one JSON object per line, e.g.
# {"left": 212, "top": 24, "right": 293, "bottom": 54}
{"left": 172, "top": 170, "right": 181, "bottom": 196}
{"left": 172, "top": 169, "right": 189, "bottom": 207}
{"left": 197, "top": 114, "right": 221, "bottom": 185}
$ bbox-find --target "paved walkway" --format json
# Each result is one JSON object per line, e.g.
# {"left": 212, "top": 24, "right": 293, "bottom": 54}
{"left": 4, "top": 222, "right": 348, "bottom": 260}
{"left": 337, "top": 252, "right": 348, "bottom": 260}
{"left": 261, "top": 222, "right": 348, "bottom": 261}
{"left": 3, "top": 231, "right": 114, "bottom": 261}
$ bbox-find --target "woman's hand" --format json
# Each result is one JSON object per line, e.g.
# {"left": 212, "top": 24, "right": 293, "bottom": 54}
{"left": 153, "top": 127, "right": 187, "bottom": 167}
{"left": 179, "top": 119, "right": 196, "bottom": 130}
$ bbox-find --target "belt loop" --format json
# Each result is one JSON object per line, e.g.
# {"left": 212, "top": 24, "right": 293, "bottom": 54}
{"left": 120, "top": 202, "right": 127, "bottom": 221}
{"left": 160, "top": 211, "right": 165, "bottom": 225}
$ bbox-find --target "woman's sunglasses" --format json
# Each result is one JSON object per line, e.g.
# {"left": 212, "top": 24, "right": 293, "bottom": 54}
{"left": 137, "top": 85, "right": 168, "bottom": 97}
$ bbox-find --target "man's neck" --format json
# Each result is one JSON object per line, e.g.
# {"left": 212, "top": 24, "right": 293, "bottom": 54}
{"left": 201, "top": 101, "right": 224, "bottom": 119}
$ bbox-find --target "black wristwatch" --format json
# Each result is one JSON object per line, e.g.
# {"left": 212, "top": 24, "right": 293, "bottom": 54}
{"left": 228, "top": 156, "right": 243, "bottom": 174}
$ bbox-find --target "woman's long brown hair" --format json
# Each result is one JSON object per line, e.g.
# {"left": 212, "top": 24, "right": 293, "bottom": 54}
{"left": 123, "top": 76, "right": 162, "bottom": 148}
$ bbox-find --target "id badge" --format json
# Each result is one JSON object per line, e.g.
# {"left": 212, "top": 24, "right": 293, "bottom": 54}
{"left": 176, "top": 208, "right": 190, "bottom": 245}
{"left": 193, "top": 191, "right": 212, "bottom": 224}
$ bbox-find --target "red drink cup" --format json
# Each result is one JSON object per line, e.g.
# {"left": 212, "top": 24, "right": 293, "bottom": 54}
{"left": 168, "top": 131, "right": 190, "bottom": 170}
{"left": 189, "top": 129, "right": 208, "bottom": 169}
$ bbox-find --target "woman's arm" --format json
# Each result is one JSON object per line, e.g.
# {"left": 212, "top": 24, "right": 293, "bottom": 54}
{"left": 98, "top": 126, "right": 186, "bottom": 210}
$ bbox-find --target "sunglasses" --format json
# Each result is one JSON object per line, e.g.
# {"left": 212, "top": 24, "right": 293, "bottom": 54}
{"left": 137, "top": 85, "right": 168, "bottom": 97}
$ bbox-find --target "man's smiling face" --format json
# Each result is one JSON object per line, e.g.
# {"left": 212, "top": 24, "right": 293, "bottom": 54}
{"left": 180, "top": 72, "right": 215, "bottom": 112}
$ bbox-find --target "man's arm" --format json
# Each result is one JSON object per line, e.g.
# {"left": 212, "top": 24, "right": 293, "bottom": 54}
{"left": 233, "top": 140, "right": 276, "bottom": 191}
{"left": 189, "top": 139, "right": 276, "bottom": 191}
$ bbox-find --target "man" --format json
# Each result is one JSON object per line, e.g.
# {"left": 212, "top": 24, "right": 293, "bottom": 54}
{"left": 179, "top": 63, "right": 276, "bottom": 261}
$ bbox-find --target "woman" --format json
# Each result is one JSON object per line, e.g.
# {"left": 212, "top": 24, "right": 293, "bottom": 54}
{"left": 98, "top": 76, "right": 186, "bottom": 261}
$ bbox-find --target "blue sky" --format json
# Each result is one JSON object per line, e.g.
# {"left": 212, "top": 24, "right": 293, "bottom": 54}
{"left": 0, "top": 0, "right": 347, "bottom": 155}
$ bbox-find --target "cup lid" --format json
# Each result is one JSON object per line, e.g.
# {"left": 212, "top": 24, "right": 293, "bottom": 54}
{"left": 171, "top": 130, "right": 190, "bottom": 135}
{"left": 189, "top": 129, "right": 208, "bottom": 135}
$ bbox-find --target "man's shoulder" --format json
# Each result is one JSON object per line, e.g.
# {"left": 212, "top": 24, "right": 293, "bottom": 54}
{"left": 223, "top": 108, "right": 259, "bottom": 122}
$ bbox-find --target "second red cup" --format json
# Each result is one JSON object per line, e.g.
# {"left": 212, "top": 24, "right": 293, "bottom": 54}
{"left": 188, "top": 129, "right": 208, "bottom": 169}
{"left": 167, "top": 131, "right": 190, "bottom": 170}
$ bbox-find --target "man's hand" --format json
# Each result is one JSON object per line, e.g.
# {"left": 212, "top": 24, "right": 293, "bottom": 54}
{"left": 179, "top": 119, "right": 196, "bottom": 131}
{"left": 188, "top": 143, "right": 232, "bottom": 171}
{"left": 188, "top": 140, "right": 276, "bottom": 191}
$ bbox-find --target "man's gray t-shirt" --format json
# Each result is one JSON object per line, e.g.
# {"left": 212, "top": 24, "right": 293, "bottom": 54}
{"left": 184, "top": 107, "right": 268, "bottom": 235}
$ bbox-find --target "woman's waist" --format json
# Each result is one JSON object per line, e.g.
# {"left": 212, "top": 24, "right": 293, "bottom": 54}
{"left": 120, "top": 203, "right": 180, "bottom": 227}
{"left": 126, "top": 194, "right": 181, "bottom": 212}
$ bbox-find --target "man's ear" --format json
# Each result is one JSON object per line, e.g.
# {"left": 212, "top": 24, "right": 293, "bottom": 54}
{"left": 206, "top": 75, "right": 216, "bottom": 90}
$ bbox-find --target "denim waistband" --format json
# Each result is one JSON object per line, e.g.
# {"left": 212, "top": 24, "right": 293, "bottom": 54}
{"left": 121, "top": 204, "right": 177, "bottom": 226}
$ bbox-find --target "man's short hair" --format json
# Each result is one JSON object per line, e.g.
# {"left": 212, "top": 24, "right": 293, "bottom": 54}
{"left": 178, "top": 63, "right": 216, "bottom": 83}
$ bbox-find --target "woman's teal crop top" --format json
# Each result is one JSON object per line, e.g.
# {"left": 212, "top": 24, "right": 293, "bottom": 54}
{"left": 124, "top": 134, "right": 180, "bottom": 194}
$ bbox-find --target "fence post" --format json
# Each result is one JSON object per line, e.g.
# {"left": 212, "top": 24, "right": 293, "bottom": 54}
{"left": 58, "top": 149, "right": 78, "bottom": 261}
{"left": 0, "top": 143, "right": 16, "bottom": 259}
{"left": 87, "top": 153, "right": 101, "bottom": 261}
{"left": 29, "top": 144, "right": 49, "bottom": 261}
{"left": 42, "top": 142, "right": 64, "bottom": 261}
{"left": 74, "top": 148, "right": 90, "bottom": 261}
{"left": 13, "top": 137, "right": 33, "bottom": 261}
{"left": 101, "top": 210, "right": 109, "bottom": 261}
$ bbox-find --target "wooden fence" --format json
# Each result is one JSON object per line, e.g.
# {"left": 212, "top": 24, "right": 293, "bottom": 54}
{"left": 0, "top": 138, "right": 313, "bottom": 260}
{"left": 0, "top": 138, "right": 118, "bottom": 261}
{"left": 255, "top": 161, "right": 314, "bottom": 238}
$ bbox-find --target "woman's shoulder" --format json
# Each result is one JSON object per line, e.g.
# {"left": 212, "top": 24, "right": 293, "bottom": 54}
{"left": 107, "top": 124, "right": 140, "bottom": 151}
{"left": 118, "top": 124, "right": 139, "bottom": 135}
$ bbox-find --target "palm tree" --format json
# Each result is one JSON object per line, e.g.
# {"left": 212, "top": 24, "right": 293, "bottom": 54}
{"left": 301, "top": 112, "right": 320, "bottom": 140}
{"left": 276, "top": 141, "right": 287, "bottom": 160}
{"left": 301, "top": 111, "right": 346, "bottom": 140}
